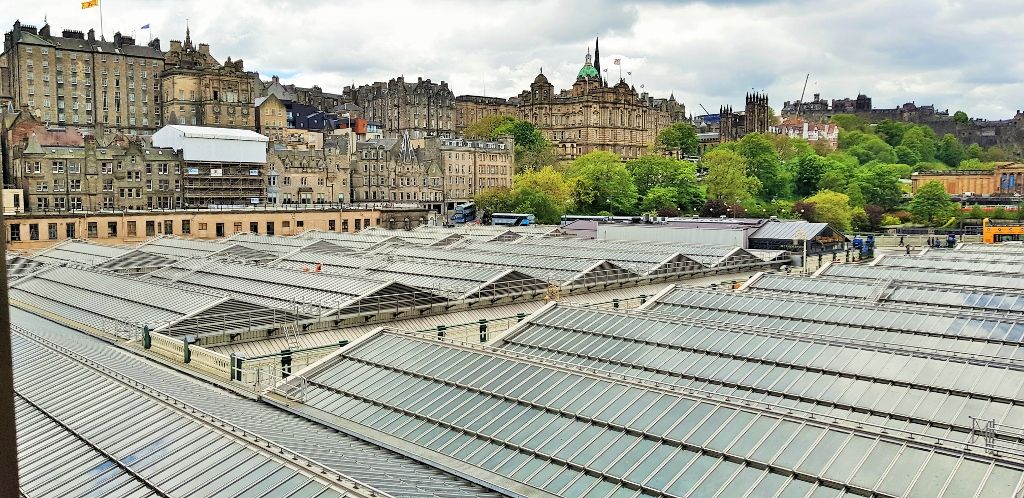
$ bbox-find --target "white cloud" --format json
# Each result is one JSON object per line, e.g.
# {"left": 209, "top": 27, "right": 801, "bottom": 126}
{"left": 7, "top": 0, "right": 1022, "bottom": 118}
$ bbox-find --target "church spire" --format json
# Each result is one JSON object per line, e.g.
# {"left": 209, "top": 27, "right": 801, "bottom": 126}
{"left": 594, "top": 36, "right": 601, "bottom": 77}
{"left": 184, "top": 20, "right": 192, "bottom": 50}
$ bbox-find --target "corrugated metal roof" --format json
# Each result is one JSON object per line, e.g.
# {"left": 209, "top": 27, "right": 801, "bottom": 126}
{"left": 160, "top": 124, "right": 269, "bottom": 142}
{"left": 749, "top": 221, "right": 831, "bottom": 240}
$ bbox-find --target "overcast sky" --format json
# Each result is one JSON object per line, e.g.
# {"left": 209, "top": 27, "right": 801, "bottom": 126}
{"left": 9, "top": 0, "right": 1023, "bottom": 119}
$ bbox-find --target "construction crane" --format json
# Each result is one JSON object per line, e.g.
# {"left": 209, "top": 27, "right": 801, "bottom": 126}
{"left": 796, "top": 73, "right": 810, "bottom": 119}
{"left": 699, "top": 104, "right": 712, "bottom": 116}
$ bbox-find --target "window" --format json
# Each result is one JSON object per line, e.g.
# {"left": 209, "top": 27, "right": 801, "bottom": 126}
{"left": 66, "top": 223, "right": 76, "bottom": 238}
{"left": 328, "top": 220, "right": 336, "bottom": 231}
{"left": 70, "top": 197, "right": 82, "bottom": 210}
{"left": 145, "top": 221, "right": 156, "bottom": 236}
{"left": 198, "top": 223, "right": 208, "bottom": 231}
{"left": 127, "top": 221, "right": 137, "bottom": 236}
{"left": 181, "top": 220, "right": 191, "bottom": 234}
{"left": 233, "top": 222, "right": 242, "bottom": 233}
{"left": 9, "top": 225, "right": 20, "bottom": 242}
{"left": 164, "top": 220, "right": 173, "bottom": 235}
{"left": 70, "top": 179, "right": 81, "bottom": 191}
{"left": 342, "top": 220, "right": 349, "bottom": 232}
{"left": 107, "top": 222, "right": 117, "bottom": 237}
{"left": 282, "top": 221, "right": 291, "bottom": 228}
{"left": 249, "top": 222, "right": 258, "bottom": 233}
{"left": 52, "top": 161, "right": 64, "bottom": 173}
{"left": 48, "top": 223, "right": 58, "bottom": 240}
{"left": 53, "top": 197, "right": 65, "bottom": 210}
{"left": 36, "top": 198, "right": 48, "bottom": 210}
{"left": 266, "top": 221, "right": 275, "bottom": 235}
{"left": 28, "top": 224, "right": 40, "bottom": 241}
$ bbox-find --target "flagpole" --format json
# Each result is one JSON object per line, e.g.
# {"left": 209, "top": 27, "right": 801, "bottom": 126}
{"left": 99, "top": 0, "right": 105, "bottom": 41}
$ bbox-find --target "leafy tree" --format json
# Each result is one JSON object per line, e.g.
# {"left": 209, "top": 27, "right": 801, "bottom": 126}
{"left": 506, "top": 185, "right": 564, "bottom": 224}
{"left": 875, "top": 119, "right": 914, "bottom": 146}
{"left": 640, "top": 186, "right": 679, "bottom": 213}
{"left": 474, "top": 187, "right": 513, "bottom": 215}
{"left": 953, "top": 110, "right": 969, "bottom": 124}
{"left": 768, "top": 134, "right": 815, "bottom": 160}
{"left": 700, "top": 199, "right": 744, "bottom": 217}
{"left": 465, "top": 115, "right": 514, "bottom": 139}
{"left": 848, "top": 135, "right": 897, "bottom": 164}
{"left": 910, "top": 180, "right": 955, "bottom": 225}
{"left": 845, "top": 182, "right": 867, "bottom": 207}
{"left": 566, "top": 151, "right": 638, "bottom": 214}
{"left": 979, "top": 145, "right": 1013, "bottom": 162}
{"left": 474, "top": 167, "right": 572, "bottom": 224}
{"left": 794, "top": 155, "right": 828, "bottom": 197}
{"left": 894, "top": 145, "right": 922, "bottom": 165}
{"left": 738, "top": 133, "right": 786, "bottom": 199}
{"left": 966, "top": 143, "right": 983, "bottom": 160}
{"left": 831, "top": 114, "right": 867, "bottom": 132}
{"left": 900, "top": 126, "right": 937, "bottom": 162}
{"left": 853, "top": 164, "right": 904, "bottom": 210}
{"left": 465, "top": 115, "right": 555, "bottom": 171}
{"left": 803, "top": 190, "right": 854, "bottom": 231}
{"left": 654, "top": 122, "right": 699, "bottom": 156}
{"left": 792, "top": 201, "right": 816, "bottom": 221}
{"left": 702, "top": 148, "right": 760, "bottom": 205}
{"left": 936, "top": 133, "right": 965, "bottom": 167}
{"left": 626, "top": 155, "right": 703, "bottom": 210}
{"left": 493, "top": 119, "right": 547, "bottom": 151}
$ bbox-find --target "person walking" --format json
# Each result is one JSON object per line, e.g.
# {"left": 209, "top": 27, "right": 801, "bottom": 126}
{"left": 899, "top": 235, "right": 905, "bottom": 246}
{"left": 905, "top": 244, "right": 911, "bottom": 255}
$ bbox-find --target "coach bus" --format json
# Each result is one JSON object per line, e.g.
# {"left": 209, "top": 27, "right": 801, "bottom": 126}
{"left": 491, "top": 213, "right": 536, "bottom": 226}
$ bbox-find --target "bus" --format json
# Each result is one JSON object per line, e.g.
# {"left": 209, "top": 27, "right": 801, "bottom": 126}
{"left": 491, "top": 213, "right": 536, "bottom": 226}
{"left": 452, "top": 202, "right": 476, "bottom": 224}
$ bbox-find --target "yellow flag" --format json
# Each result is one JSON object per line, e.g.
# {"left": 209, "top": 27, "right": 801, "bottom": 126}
{"left": 81, "top": 0, "right": 98, "bottom": 9}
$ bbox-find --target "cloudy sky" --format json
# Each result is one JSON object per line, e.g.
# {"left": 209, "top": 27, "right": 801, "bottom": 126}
{"left": 9, "top": 0, "right": 1023, "bottom": 119}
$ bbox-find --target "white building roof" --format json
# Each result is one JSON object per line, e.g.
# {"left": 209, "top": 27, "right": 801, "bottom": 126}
{"left": 158, "top": 124, "right": 269, "bottom": 142}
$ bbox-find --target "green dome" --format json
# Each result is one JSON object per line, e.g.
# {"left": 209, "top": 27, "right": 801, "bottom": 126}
{"left": 577, "top": 63, "right": 599, "bottom": 80}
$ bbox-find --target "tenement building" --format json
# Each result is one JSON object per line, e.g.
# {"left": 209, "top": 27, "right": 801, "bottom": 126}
{"left": 454, "top": 95, "right": 516, "bottom": 132}
{"left": 266, "top": 144, "right": 349, "bottom": 205}
{"left": 455, "top": 38, "right": 686, "bottom": 160}
{"left": 350, "top": 134, "right": 512, "bottom": 211}
{"left": 344, "top": 76, "right": 455, "bottom": 138}
{"left": 2, "top": 21, "right": 164, "bottom": 132}
{"left": 9, "top": 115, "right": 181, "bottom": 212}
{"left": 160, "top": 28, "right": 257, "bottom": 129}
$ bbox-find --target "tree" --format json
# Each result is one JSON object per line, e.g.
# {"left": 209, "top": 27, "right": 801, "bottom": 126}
{"left": 876, "top": 119, "right": 914, "bottom": 146}
{"left": 803, "top": 190, "right": 854, "bottom": 231}
{"left": 654, "top": 122, "right": 698, "bottom": 156}
{"left": 702, "top": 148, "right": 760, "bottom": 205}
{"left": 863, "top": 204, "right": 885, "bottom": 231}
{"left": 831, "top": 114, "right": 867, "bottom": 132}
{"left": 566, "top": 151, "right": 638, "bottom": 214}
{"left": 936, "top": 133, "right": 965, "bottom": 167}
{"left": 847, "top": 135, "right": 897, "bottom": 164}
{"left": 953, "top": 110, "right": 969, "bottom": 124}
{"left": 737, "top": 133, "right": 786, "bottom": 199}
{"left": 640, "top": 186, "right": 679, "bottom": 213}
{"left": 894, "top": 145, "right": 922, "bottom": 165}
{"left": 794, "top": 154, "right": 828, "bottom": 197}
{"left": 910, "top": 180, "right": 955, "bottom": 225}
{"left": 465, "top": 115, "right": 514, "bottom": 139}
{"left": 474, "top": 167, "right": 572, "bottom": 224}
{"left": 626, "top": 155, "right": 703, "bottom": 210}
{"left": 979, "top": 145, "right": 1013, "bottom": 162}
{"left": 966, "top": 143, "right": 983, "bottom": 160}
{"left": 900, "top": 126, "right": 938, "bottom": 163}
{"left": 852, "top": 164, "right": 904, "bottom": 210}
{"left": 465, "top": 115, "right": 555, "bottom": 171}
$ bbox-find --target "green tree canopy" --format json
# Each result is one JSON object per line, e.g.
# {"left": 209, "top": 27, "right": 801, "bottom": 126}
{"left": 794, "top": 154, "right": 830, "bottom": 197}
{"left": 953, "top": 110, "right": 969, "bottom": 124}
{"left": 847, "top": 135, "right": 897, "bottom": 164}
{"left": 852, "top": 163, "right": 904, "bottom": 210}
{"left": 831, "top": 114, "right": 867, "bottom": 132}
{"left": 910, "top": 180, "right": 956, "bottom": 225}
{"left": 640, "top": 186, "right": 680, "bottom": 213}
{"left": 893, "top": 145, "right": 922, "bottom": 165}
{"left": 566, "top": 151, "right": 638, "bottom": 214}
{"left": 464, "top": 115, "right": 555, "bottom": 171}
{"left": 875, "top": 119, "right": 915, "bottom": 146}
{"left": 803, "top": 190, "right": 854, "bottom": 231}
{"left": 702, "top": 148, "right": 761, "bottom": 205}
{"left": 473, "top": 166, "right": 572, "bottom": 224}
{"left": 626, "top": 155, "right": 704, "bottom": 210}
{"left": 900, "top": 126, "right": 938, "bottom": 163}
{"left": 654, "top": 122, "right": 699, "bottom": 156}
{"left": 936, "top": 133, "right": 965, "bottom": 167}
{"left": 737, "top": 133, "right": 787, "bottom": 199}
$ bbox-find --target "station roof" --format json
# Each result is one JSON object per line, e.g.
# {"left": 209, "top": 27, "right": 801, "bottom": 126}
{"left": 30, "top": 239, "right": 129, "bottom": 265}
{"left": 274, "top": 329, "right": 1023, "bottom": 497}
{"left": 644, "top": 285, "right": 1024, "bottom": 362}
{"left": 12, "top": 308, "right": 496, "bottom": 498}
{"left": 145, "top": 259, "right": 448, "bottom": 317}
{"left": 12, "top": 326, "right": 361, "bottom": 498}
{"left": 748, "top": 272, "right": 1024, "bottom": 314}
{"left": 135, "top": 235, "right": 277, "bottom": 262}
{"left": 492, "top": 303, "right": 1024, "bottom": 462}
{"left": 877, "top": 254, "right": 1024, "bottom": 274}
{"left": 508, "top": 236, "right": 772, "bottom": 268}
{"left": 821, "top": 262, "right": 1024, "bottom": 292}
{"left": 277, "top": 251, "right": 549, "bottom": 300}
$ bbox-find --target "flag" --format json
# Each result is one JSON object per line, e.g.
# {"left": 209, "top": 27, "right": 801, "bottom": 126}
{"left": 141, "top": 24, "right": 150, "bottom": 29}
{"left": 627, "top": 71, "right": 632, "bottom": 76}
{"left": 613, "top": 58, "right": 621, "bottom": 65}
{"left": 81, "top": 0, "right": 98, "bottom": 9}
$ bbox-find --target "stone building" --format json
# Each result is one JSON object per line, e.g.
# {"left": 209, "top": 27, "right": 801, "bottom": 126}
{"left": 258, "top": 75, "right": 344, "bottom": 112}
{"left": 350, "top": 134, "right": 512, "bottom": 212}
{"left": 9, "top": 115, "right": 182, "bottom": 212}
{"left": 254, "top": 94, "right": 287, "bottom": 142}
{"left": 716, "top": 93, "right": 772, "bottom": 142}
{"left": 160, "top": 28, "right": 257, "bottom": 129}
{"left": 344, "top": 76, "right": 455, "bottom": 138}
{"left": 2, "top": 21, "right": 164, "bottom": 132}
{"left": 454, "top": 95, "right": 516, "bottom": 132}
{"left": 911, "top": 162, "right": 1024, "bottom": 196}
{"left": 266, "top": 145, "right": 349, "bottom": 205}
{"left": 456, "top": 39, "right": 685, "bottom": 160}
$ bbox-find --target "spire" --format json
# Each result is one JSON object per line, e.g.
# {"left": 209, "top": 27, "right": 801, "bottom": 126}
{"left": 184, "top": 20, "right": 192, "bottom": 50}
{"left": 594, "top": 36, "right": 601, "bottom": 76}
